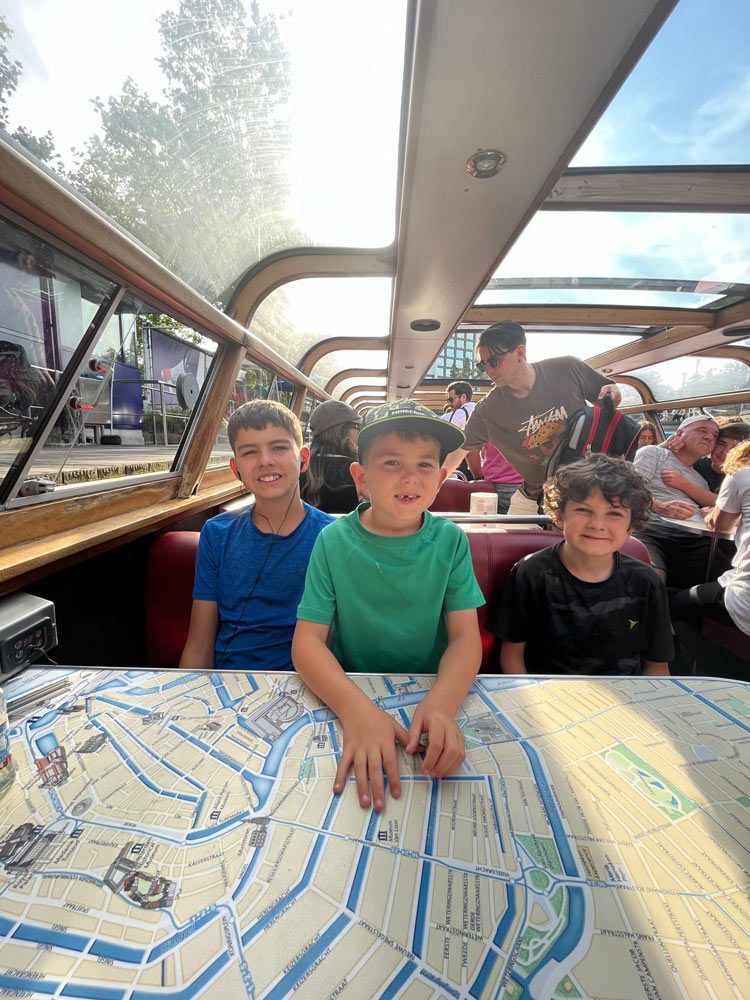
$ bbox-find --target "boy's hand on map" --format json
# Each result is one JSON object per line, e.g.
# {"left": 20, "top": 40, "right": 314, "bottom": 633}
{"left": 334, "top": 703, "right": 409, "bottom": 813}
{"left": 406, "top": 697, "right": 465, "bottom": 778}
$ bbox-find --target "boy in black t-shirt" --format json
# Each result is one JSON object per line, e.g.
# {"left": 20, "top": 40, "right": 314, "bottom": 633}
{"left": 495, "top": 455, "right": 673, "bottom": 675}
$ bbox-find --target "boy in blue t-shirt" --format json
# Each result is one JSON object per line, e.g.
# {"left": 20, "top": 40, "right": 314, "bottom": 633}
{"left": 293, "top": 400, "right": 484, "bottom": 813}
{"left": 180, "top": 400, "right": 333, "bottom": 670}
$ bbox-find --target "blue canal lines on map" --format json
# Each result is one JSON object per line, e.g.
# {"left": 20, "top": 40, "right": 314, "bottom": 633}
{"left": 1, "top": 671, "right": 749, "bottom": 999}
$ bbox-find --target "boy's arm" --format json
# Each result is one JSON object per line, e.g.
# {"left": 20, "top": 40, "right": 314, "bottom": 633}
{"left": 641, "top": 659, "right": 669, "bottom": 676}
{"left": 442, "top": 446, "right": 471, "bottom": 476}
{"left": 179, "top": 599, "right": 218, "bottom": 669}
{"left": 406, "top": 608, "right": 481, "bottom": 777}
{"left": 500, "top": 640, "right": 527, "bottom": 674}
{"left": 292, "top": 619, "right": 409, "bottom": 812}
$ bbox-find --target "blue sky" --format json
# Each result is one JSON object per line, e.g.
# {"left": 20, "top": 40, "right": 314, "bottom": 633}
{"left": 574, "top": 0, "right": 750, "bottom": 166}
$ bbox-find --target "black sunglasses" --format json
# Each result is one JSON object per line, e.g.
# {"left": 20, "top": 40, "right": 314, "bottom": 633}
{"left": 476, "top": 349, "right": 512, "bottom": 373}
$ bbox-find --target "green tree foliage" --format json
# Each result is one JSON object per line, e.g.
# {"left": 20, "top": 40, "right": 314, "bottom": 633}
{"left": 449, "top": 356, "right": 481, "bottom": 380}
{"left": 70, "top": 0, "right": 295, "bottom": 307}
{"left": 0, "top": 16, "right": 21, "bottom": 130}
{"left": 0, "top": 16, "right": 62, "bottom": 166}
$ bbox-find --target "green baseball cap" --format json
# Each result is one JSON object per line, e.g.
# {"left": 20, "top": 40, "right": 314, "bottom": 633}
{"left": 358, "top": 399, "right": 465, "bottom": 460}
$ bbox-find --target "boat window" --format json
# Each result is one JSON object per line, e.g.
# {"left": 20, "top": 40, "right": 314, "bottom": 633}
{"left": 614, "top": 383, "right": 644, "bottom": 408}
{"left": 206, "top": 359, "right": 294, "bottom": 471}
{"left": 252, "top": 277, "right": 392, "bottom": 368}
{"left": 3, "top": 2, "right": 406, "bottom": 305}
{"left": 625, "top": 356, "right": 750, "bottom": 402}
{"left": 309, "top": 349, "right": 389, "bottom": 393}
{"left": 574, "top": 0, "right": 750, "bottom": 167}
{"left": 478, "top": 213, "right": 750, "bottom": 311}
{"left": 0, "top": 216, "right": 116, "bottom": 498}
{"left": 14, "top": 277, "right": 223, "bottom": 501}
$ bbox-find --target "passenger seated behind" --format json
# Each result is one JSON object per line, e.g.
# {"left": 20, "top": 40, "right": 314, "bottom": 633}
{"left": 299, "top": 399, "right": 361, "bottom": 514}
{"left": 672, "top": 439, "right": 750, "bottom": 637}
{"left": 293, "top": 400, "right": 484, "bottom": 813}
{"left": 495, "top": 454, "right": 673, "bottom": 676}
{"left": 179, "top": 400, "right": 333, "bottom": 670}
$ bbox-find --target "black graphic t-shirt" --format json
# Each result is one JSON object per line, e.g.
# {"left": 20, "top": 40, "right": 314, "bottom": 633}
{"left": 463, "top": 357, "right": 610, "bottom": 490}
{"left": 494, "top": 543, "right": 674, "bottom": 675}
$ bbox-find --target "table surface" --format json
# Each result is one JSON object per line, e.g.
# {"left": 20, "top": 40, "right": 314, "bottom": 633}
{"left": 658, "top": 514, "right": 735, "bottom": 539}
{"left": 1, "top": 668, "right": 749, "bottom": 1000}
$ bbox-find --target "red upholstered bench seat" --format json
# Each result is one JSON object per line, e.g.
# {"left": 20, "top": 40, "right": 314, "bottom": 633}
{"left": 462, "top": 528, "right": 651, "bottom": 671}
{"left": 145, "top": 527, "right": 651, "bottom": 670}
{"left": 145, "top": 531, "right": 200, "bottom": 669}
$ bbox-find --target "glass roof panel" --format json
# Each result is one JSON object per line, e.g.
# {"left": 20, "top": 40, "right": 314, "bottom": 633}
{"left": 625, "top": 356, "right": 750, "bottom": 401}
{"left": 574, "top": 0, "right": 750, "bottom": 166}
{"left": 251, "top": 277, "right": 391, "bottom": 368}
{"left": 331, "top": 375, "right": 387, "bottom": 399}
{"left": 523, "top": 332, "right": 641, "bottom": 363}
{"left": 3, "top": 1, "right": 406, "bottom": 305}
{"left": 480, "top": 212, "right": 750, "bottom": 310}
{"left": 310, "top": 349, "right": 389, "bottom": 386}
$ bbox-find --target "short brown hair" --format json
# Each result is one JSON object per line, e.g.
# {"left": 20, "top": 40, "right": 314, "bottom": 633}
{"left": 543, "top": 454, "right": 652, "bottom": 531}
{"left": 226, "top": 400, "right": 302, "bottom": 452}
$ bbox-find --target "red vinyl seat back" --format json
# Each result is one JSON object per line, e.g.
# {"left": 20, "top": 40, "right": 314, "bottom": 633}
{"left": 429, "top": 479, "right": 498, "bottom": 512}
{"left": 464, "top": 528, "right": 651, "bottom": 672}
{"left": 145, "top": 531, "right": 200, "bottom": 667}
{"left": 143, "top": 526, "right": 650, "bottom": 672}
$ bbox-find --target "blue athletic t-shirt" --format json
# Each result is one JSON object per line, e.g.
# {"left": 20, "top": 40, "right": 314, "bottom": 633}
{"left": 193, "top": 503, "right": 334, "bottom": 670}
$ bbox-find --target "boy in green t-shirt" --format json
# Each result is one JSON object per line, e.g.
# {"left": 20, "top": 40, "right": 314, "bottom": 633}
{"left": 293, "top": 400, "right": 484, "bottom": 813}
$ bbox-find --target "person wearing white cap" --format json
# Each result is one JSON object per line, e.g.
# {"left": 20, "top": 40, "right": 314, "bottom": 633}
{"left": 633, "top": 414, "right": 731, "bottom": 587}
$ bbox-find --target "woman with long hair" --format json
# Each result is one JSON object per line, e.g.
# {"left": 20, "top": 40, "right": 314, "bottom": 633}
{"left": 636, "top": 420, "right": 657, "bottom": 449}
{"left": 300, "top": 400, "right": 361, "bottom": 513}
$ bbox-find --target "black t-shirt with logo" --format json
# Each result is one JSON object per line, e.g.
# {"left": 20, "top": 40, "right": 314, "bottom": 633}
{"left": 494, "top": 543, "right": 674, "bottom": 674}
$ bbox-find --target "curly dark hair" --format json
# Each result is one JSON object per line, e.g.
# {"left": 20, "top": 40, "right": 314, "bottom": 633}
{"left": 543, "top": 454, "right": 652, "bottom": 530}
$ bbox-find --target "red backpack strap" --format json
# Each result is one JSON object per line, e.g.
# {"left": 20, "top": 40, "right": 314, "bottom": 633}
{"left": 582, "top": 405, "right": 601, "bottom": 454}
{"left": 600, "top": 409, "right": 622, "bottom": 452}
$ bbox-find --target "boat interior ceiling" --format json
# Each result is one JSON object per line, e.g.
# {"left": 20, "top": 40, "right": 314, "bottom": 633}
{"left": 1, "top": 0, "right": 750, "bottom": 602}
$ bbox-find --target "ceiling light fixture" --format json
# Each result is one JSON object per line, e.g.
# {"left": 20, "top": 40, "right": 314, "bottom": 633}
{"left": 410, "top": 319, "right": 440, "bottom": 332}
{"left": 466, "top": 148, "right": 506, "bottom": 179}
{"left": 396, "top": 383, "right": 410, "bottom": 389}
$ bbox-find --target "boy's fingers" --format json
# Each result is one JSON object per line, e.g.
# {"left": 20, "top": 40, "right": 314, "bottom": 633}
{"left": 383, "top": 742, "right": 401, "bottom": 801}
{"left": 421, "top": 726, "right": 445, "bottom": 773}
{"left": 424, "top": 726, "right": 465, "bottom": 776}
{"left": 333, "top": 751, "right": 352, "bottom": 795}
{"left": 368, "top": 750, "right": 386, "bottom": 813}
{"left": 393, "top": 720, "right": 410, "bottom": 747}
{"left": 353, "top": 751, "right": 371, "bottom": 809}
{"left": 405, "top": 715, "right": 424, "bottom": 753}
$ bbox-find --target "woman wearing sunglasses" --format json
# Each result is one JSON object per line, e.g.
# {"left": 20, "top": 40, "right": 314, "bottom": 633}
{"left": 443, "top": 321, "right": 621, "bottom": 516}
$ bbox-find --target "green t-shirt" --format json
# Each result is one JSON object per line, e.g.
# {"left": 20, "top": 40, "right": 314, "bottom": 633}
{"left": 297, "top": 506, "right": 485, "bottom": 673}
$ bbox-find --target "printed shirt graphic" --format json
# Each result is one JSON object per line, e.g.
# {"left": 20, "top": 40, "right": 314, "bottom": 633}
{"left": 463, "top": 357, "right": 610, "bottom": 489}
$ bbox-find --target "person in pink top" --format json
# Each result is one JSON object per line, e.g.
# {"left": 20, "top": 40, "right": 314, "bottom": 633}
{"left": 480, "top": 443, "right": 523, "bottom": 514}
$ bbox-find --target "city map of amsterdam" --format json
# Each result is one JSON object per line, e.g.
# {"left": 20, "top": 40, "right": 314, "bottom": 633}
{"left": 0, "top": 670, "right": 748, "bottom": 999}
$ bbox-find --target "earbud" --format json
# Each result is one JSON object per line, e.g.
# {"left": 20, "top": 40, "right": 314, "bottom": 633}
{"left": 300, "top": 459, "right": 307, "bottom": 472}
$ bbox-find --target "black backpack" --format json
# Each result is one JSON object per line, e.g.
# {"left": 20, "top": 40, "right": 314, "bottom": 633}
{"left": 546, "top": 395, "right": 641, "bottom": 478}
